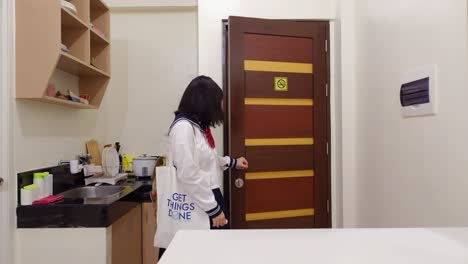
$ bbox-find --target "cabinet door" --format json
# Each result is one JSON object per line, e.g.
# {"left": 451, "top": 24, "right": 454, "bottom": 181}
{"left": 142, "top": 202, "right": 158, "bottom": 264}
{"left": 112, "top": 205, "right": 142, "bottom": 264}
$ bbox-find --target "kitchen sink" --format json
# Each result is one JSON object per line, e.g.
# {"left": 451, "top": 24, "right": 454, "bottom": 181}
{"left": 59, "top": 186, "right": 131, "bottom": 204}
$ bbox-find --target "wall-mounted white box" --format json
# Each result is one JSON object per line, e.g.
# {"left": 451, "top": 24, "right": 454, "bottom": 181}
{"left": 400, "top": 65, "right": 438, "bottom": 118}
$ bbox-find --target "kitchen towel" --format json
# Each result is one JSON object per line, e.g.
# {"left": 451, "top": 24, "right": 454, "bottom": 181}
{"left": 32, "top": 195, "right": 64, "bottom": 205}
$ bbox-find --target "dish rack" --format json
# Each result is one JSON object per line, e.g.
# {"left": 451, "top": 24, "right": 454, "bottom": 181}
{"left": 85, "top": 173, "right": 128, "bottom": 186}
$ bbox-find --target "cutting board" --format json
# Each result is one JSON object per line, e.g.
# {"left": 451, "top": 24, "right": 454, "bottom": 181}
{"left": 86, "top": 140, "right": 102, "bottom": 165}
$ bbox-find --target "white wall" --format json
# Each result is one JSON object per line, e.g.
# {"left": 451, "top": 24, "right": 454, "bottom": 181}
{"left": 14, "top": 101, "right": 106, "bottom": 172}
{"left": 197, "top": 0, "right": 343, "bottom": 226}
{"left": 344, "top": 0, "right": 468, "bottom": 227}
{"left": 330, "top": 0, "right": 344, "bottom": 229}
{"left": 334, "top": 0, "right": 359, "bottom": 228}
{"left": 99, "top": 7, "right": 198, "bottom": 155}
{"left": 1, "top": 0, "right": 14, "bottom": 262}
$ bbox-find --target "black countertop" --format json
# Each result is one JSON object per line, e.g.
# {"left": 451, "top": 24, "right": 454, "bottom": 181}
{"left": 17, "top": 177, "right": 154, "bottom": 228}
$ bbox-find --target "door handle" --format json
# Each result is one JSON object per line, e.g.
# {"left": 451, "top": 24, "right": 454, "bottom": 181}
{"left": 234, "top": 178, "right": 244, "bottom": 189}
{"left": 0, "top": 177, "right": 4, "bottom": 186}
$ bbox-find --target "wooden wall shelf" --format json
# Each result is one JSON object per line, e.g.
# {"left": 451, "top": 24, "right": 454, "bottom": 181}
{"left": 39, "top": 96, "right": 98, "bottom": 109}
{"left": 16, "top": 0, "right": 111, "bottom": 109}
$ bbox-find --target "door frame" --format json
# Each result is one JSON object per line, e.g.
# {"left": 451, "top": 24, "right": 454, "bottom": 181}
{"left": 0, "top": 0, "right": 14, "bottom": 263}
{"left": 222, "top": 18, "right": 332, "bottom": 228}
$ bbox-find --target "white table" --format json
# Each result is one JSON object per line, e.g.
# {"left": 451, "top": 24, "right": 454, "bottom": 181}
{"left": 159, "top": 228, "right": 468, "bottom": 264}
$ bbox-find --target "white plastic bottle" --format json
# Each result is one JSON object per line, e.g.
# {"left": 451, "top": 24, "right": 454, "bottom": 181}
{"left": 20, "top": 184, "right": 38, "bottom": 205}
{"left": 33, "top": 173, "right": 45, "bottom": 199}
{"left": 46, "top": 173, "right": 53, "bottom": 196}
{"left": 43, "top": 172, "right": 53, "bottom": 196}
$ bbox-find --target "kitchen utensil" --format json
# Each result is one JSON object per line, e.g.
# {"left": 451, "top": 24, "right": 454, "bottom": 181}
{"left": 102, "top": 146, "right": 120, "bottom": 177}
{"left": 86, "top": 140, "right": 101, "bottom": 165}
{"left": 108, "top": 149, "right": 120, "bottom": 177}
{"left": 133, "top": 155, "right": 159, "bottom": 177}
{"left": 115, "top": 142, "right": 123, "bottom": 173}
{"left": 101, "top": 147, "right": 109, "bottom": 175}
{"left": 83, "top": 164, "right": 103, "bottom": 177}
{"left": 78, "top": 153, "right": 92, "bottom": 165}
{"left": 70, "top": 160, "right": 83, "bottom": 174}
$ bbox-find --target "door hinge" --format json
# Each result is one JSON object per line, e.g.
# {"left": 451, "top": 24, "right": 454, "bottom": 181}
{"left": 325, "top": 40, "right": 328, "bottom": 52}
{"left": 327, "top": 200, "right": 330, "bottom": 213}
{"left": 326, "top": 84, "right": 329, "bottom": 97}
{"left": 326, "top": 142, "right": 329, "bottom": 155}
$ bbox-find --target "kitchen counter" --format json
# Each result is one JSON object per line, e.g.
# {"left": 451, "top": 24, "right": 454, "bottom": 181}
{"left": 160, "top": 228, "right": 468, "bottom": 264}
{"left": 17, "top": 177, "right": 153, "bottom": 228}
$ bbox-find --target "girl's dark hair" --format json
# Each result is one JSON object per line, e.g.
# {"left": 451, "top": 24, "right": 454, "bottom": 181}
{"left": 176, "top": 76, "right": 224, "bottom": 129}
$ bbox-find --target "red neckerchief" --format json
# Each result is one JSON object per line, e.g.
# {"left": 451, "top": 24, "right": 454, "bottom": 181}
{"left": 203, "top": 128, "right": 216, "bottom": 149}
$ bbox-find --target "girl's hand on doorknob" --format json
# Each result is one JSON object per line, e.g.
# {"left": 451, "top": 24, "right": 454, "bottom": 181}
{"left": 236, "top": 157, "right": 249, "bottom": 170}
{"left": 212, "top": 212, "right": 227, "bottom": 228}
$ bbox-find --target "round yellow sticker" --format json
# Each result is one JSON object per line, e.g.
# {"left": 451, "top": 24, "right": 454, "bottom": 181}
{"left": 274, "top": 77, "right": 288, "bottom": 91}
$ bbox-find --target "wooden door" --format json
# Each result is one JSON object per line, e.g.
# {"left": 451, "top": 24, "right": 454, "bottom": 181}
{"left": 226, "top": 17, "right": 330, "bottom": 229}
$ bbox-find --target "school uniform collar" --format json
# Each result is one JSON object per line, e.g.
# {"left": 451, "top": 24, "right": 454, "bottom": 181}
{"left": 170, "top": 113, "right": 202, "bottom": 131}
{"left": 170, "top": 113, "right": 216, "bottom": 148}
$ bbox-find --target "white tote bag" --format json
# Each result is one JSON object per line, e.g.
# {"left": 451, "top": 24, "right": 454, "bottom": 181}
{"left": 154, "top": 136, "right": 210, "bottom": 248}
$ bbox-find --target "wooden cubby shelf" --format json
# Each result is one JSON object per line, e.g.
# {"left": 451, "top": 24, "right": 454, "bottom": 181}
{"left": 90, "top": 0, "right": 109, "bottom": 11}
{"left": 16, "top": 0, "right": 111, "bottom": 109}
{"left": 61, "top": 7, "right": 88, "bottom": 29}
{"left": 91, "top": 28, "right": 110, "bottom": 45}
{"left": 59, "top": 52, "right": 109, "bottom": 77}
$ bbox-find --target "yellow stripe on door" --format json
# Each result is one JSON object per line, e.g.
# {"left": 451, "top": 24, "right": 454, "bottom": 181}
{"left": 245, "top": 98, "right": 313, "bottom": 106}
{"left": 246, "top": 208, "right": 315, "bottom": 221}
{"left": 246, "top": 170, "right": 314, "bottom": 180}
{"left": 245, "top": 138, "right": 314, "bottom": 146}
{"left": 244, "top": 60, "right": 313, "bottom": 74}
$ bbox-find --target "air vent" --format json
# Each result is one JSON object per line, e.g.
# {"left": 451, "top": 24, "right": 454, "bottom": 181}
{"left": 400, "top": 77, "right": 429, "bottom": 107}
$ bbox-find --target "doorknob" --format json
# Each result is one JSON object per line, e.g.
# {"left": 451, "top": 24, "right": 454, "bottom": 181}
{"left": 0, "top": 177, "right": 4, "bottom": 186}
{"left": 234, "top": 178, "right": 244, "bottom": 189}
